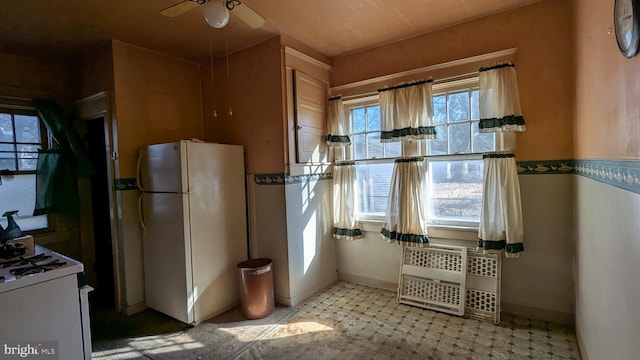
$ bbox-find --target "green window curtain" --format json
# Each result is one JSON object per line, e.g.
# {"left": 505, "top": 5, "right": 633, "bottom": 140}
{"left": 33, "top": 150, "right": 79, "bottom": 215}
{"left": 32, "top": 99, "right": 93, "bottom": 215}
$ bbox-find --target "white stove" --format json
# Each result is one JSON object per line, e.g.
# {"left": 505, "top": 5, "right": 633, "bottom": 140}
{"left": 0, "top": 245, "right": 92, "bottom": 360}
{"left": 0, "top": 245, "right": 84, "bottom": 292}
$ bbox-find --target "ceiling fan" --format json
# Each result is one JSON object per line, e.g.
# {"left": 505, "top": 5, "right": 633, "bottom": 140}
{"left": 160, "top": 0, "right": 265, "bottom": 29}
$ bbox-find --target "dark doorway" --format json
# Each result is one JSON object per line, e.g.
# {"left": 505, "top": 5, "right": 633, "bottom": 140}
{"left": 86, "top": 117, "right": 115, "bottom": 310}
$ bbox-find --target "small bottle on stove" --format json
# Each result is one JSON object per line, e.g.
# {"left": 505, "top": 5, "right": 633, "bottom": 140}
{"left": 0, "top": 210, "right": 23, "bottom": 243}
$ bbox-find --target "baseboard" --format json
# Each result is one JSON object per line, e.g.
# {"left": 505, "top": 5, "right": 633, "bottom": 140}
{"left": 575, "top": 325, "right": 588, "bottom": 360}
{"left": 195, "top": 301, "right": 240, "bottom": 325}
{"left": 125, "top": 301, "right": 146, "bottom": 315}
{"left": 337, "top": 272, "right": 398, "bottom": 292}
{"left": 501, "top": 301, "right": 574, "bottom": 325}
{"left": 275, "top": 294, "right": 292, "bottom": 307}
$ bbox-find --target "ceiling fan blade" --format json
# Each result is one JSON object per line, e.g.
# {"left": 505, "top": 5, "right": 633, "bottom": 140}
{"left": 160, "top": 1, "right": 199, "bottom": 17}
{"left": 234, "top": 2, "right": 265, "bottom": 28}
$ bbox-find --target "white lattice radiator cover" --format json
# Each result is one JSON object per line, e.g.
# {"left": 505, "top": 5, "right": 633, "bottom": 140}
{"left": 465, "top": 249, "right": 501, "bottom": 324}
{"left": 397, "top": 245, "right": 467, "bottom": 316}
{"left": 397, "top": 246, "right": 501, "bottom": 323}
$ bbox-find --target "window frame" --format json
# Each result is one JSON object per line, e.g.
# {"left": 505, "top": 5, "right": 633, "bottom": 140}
{"left": 0, "top": 107, "right": 47, "bottom": 174}
{"left": 0, "top": 104, "right": 51, "bottom": 232}
{"left": 340, "top": 77, "right": 513, "bottom": 229}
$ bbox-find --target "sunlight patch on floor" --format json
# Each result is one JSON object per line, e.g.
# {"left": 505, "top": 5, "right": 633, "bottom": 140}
{"left": 92, "top": 346, "right": 142, "bottom": 359}
{"left": 218, "top": 324, "right": 281, "bottom": 342}
{"left": 266, "top": 321, "right": 334, "bottom": 339}
{"left": 92, "top": 333, "right": 206, "bottom": 358}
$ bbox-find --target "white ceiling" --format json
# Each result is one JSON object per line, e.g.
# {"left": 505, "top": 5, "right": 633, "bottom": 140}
{"left": 0, "top": 0, "right": 542, "bottom": 62}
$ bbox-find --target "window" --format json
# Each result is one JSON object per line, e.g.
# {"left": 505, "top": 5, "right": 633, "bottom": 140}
{"left": 427, "top": 83, "right": 491, "bottom": 226}
{"left": 345, "top": 78, "right": 502, "bottom": 226}
{"left": 345, "top": 98, "right": 398, "bottom": 221}
{"left": 0, "top": 108, "right": 48, "bottom": 231}
{"left": 350, "top": 102, "right": 401, "bottom": 160}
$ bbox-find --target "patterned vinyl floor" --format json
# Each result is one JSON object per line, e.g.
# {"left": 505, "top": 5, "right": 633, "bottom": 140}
{"left": 235, "top": 281, "right": 581, "bottom": 360}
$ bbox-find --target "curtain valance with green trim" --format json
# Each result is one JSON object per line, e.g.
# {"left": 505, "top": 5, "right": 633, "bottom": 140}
{"left": 478, "top": 63, "right": 526, "bottom": 133}
{"left": 379, "top": 80, "right": 436, "bottom": 143}
{"left": 326, "top": 96, "right": 351, "bottom": 146}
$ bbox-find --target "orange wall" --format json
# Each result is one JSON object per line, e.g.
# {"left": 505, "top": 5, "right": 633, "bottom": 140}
{"left": 575, "top": 0, "right": 640, "bottom": 160}
{"left": 112, "top": 40, "right": 204, "bottom": 177}
{"left": 0, "top": 51, "right": 73, "bottom": 106}
{"left": 75, "top": 40, "right": 115, "bottom": 100}
{"left": 202, "top": 36, "right": 286, "bottom": 174}
{"left": 331, "top": 0, "right": 574, "bottom": 161}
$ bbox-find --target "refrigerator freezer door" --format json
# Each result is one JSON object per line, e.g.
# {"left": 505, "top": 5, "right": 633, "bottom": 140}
{"left": 142, "top": 192, "right": 194, "bottom": 324}
{"left": 140, "top": 141, "right": 189, "bottom": 193}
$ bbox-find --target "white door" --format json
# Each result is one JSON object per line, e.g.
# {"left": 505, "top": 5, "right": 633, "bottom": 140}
{"left": 294, "top": 71, "right": 327, "bottom": 164}
{"left": 139, "top": 141, "right": 188, "bottom": 193}
{"left": 141, "top": 192, "right": 194, "bottom": 324}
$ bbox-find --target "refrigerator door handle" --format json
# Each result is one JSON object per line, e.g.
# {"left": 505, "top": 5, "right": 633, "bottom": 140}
{"left": 136, "top": 149, "right": 146, "bottom": 192}
{"left": 138, "top": 193, "right": 147, "bottom": 235}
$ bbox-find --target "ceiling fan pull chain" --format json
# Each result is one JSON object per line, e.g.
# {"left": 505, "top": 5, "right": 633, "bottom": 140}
{"left": 226, "top": 40, "right": 232, "bottom": 116}
{"left": 209, "top": 36, "right": 217, "bottom": 118}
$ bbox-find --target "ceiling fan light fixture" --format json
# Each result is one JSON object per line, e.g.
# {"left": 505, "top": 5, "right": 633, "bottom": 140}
{"left": 203, "top": 0, "right": 229, "bottom": 28}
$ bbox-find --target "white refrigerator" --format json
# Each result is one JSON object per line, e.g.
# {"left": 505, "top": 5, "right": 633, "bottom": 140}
{"left": 138, "top": 140, "right": 248, "bottom": 324}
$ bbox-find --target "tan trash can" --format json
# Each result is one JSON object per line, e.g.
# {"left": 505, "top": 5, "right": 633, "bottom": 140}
{"left": 237, "top": 258, "right": 275, "bottom": 319}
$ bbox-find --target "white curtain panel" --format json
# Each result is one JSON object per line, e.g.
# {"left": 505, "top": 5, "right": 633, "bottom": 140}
{"left": 478, "top": 153, "right": 524, "bottom": 258}
{"left": 326, "top": 96, "right": 351, "bottom": 146}
{"left": 379, "top": 80, "right": 436, "bottom": 143}
{"left": 478, "top": 63, "right": 526, "bottom": 133}
{"left": 332, "top": 162, "right": 362, "bottom": 240}
{"left": 381, "top": 158, "right": 429, "bottom": 246}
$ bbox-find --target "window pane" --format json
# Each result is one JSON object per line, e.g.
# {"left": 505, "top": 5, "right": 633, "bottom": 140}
{"left": 448, "top": 91, "right": 469, "bottom": 122}
{"left": 356, "top": 162, "right": 394, "bottom": 216}
{"left": 429, "top": 160, "right": 483, "bottom": 223}
{"left": 471, "top": 89, "right": 479, "bottom": 120}
{"left": 429, "top": 125, "right": 448, "bottom": 155}
{"left": 0, "top": 143, "right": 16, "bottom": 170}
{"left": 0, "top": 174, "right": 48, "bottom": 230}
{"left": 366, "top": 133, "right": 383, "bottom": 159}
{"left": 0, "top": 114, "right": 13, "bottom": 142}
{"left": 385, "top": 141, "right": 402, "bottom": 158}
{"left": 15, "top": 115, "right": 41, "bottom": 143}
{"left": 17, "top": 144, "right": 40, "bottom": 171}
{"left": 449, "top": 122, "right": 471, "bottom": 154}
{"left": 472, "top": 121, "right": 495, "bottom": 153}
{"left": 367, "top": 105, "right": 381, "bottom": 131}
{"left": 352, "top": 107, "right": 366, "bottom": 133}
{"left": 0, "top": 159, "right": 16, "bottom": 171}
{"left": 353, "top": 134, "right": 366, "bottom": 160}
{"left": 432, "top": 95, "right": 446, "bottom": 124}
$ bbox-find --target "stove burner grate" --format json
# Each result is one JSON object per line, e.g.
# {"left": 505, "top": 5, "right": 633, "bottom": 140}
{"left": 10, "top": 260, "right": 67, "bottom": 276}
{"left": 0, "top": 254, "right": 52, "bottom": 268}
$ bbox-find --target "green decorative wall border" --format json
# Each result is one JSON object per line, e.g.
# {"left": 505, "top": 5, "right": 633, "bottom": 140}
{"left": 516, "top": 159, "right": 575, "bottom": 175}
{"left": 114, "top": 174, "right": 332, "bottom": 190}
{"left": 254, "top": 173, "right": 332, "bottom": 185}
{"left": 119, "top": 159, "right": 640, "bottom": 194}
{"left": 114, "top": 178, "right": 138, "bottom": 191}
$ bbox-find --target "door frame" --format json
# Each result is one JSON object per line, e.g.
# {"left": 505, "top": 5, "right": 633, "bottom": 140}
{"left": 75, "top": 91, "right": 125, "bottom": 313}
